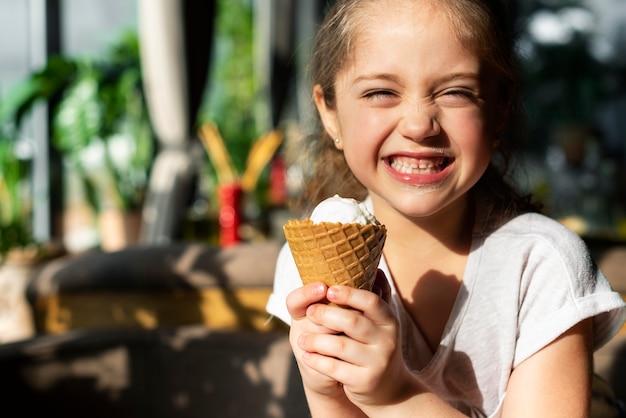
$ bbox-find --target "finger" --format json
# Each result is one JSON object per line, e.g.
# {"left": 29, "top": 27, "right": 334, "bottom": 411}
{"left": 306, "top": 302, "right": 388, "bottom": 346}
{"left": 306, "top": 302, "right": 364, "bottom": 332}
{"left": 299, "top": 340, "right": 363, "bottom": 385}
{"left": 299, "top": 332, "right": 356, "bottom": 362}
{"left": 299, "top": 335, "right": 385, "bottom": 392}
{"left": 326, "top": 285, "right": 395, "bottom": 325}
{"left": 286, "top": 282, "right": 328, "bottom": 320}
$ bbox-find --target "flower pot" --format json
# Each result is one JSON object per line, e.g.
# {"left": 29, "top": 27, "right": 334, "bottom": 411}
{"left": 99, "top": 209, "right": 142, "bottom": 252}
{"left": 0, "top": 252, "right": 39, "bottom": 343}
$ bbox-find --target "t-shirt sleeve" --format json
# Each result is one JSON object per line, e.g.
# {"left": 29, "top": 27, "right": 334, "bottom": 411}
{"left": 513, "top": 226, "right": 626, "bottom": 367}
{"left": 265, "top": 243, "right": 302, "bottom": 325}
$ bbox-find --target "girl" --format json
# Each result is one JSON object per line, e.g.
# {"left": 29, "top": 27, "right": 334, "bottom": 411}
{"left": 266, "top": 0, "right": 626, "bottom": 416}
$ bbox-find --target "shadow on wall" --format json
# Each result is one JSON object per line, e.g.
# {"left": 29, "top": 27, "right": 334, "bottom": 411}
{"left": 0, "top": 326, "right": 309, "bottom": 418}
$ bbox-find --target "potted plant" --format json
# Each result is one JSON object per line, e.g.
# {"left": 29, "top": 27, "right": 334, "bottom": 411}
{"left": 0, "top": 31, "right": 155, "bottom": 251}
{"left": 196, "top": 0, "right": 288, "bottom": 245}
{"left": 0, "top": 126, "right": 60, "bottom": 343}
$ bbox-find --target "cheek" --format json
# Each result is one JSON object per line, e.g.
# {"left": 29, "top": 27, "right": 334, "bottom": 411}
{"left": 342, "top": 139, "right": 374, "bottom": 170}
{"left": 336, "top": 107, "right": 387, "bottom": 160}
{"left": 340, "top": 135, "right": 383, "bottom": 188}
{"left": 451, "top": 112, "right": 495, "bottom": 176}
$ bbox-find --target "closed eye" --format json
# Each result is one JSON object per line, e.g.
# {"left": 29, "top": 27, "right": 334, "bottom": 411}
{"left": 363, "top": 89, "right": 398, "bottom": 100}
{"left": 444, "top": 89, "right": 475, "bottom": 98}
{"left": 439, "top": 88, "right": 480, "bottom": 106}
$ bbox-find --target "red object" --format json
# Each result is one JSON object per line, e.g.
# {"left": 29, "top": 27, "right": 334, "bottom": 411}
{"left": 269, "top": 155, "right": 287, "bottom": 205}
{"left": 218, "top": 182, "right": 242, "bottom": 247}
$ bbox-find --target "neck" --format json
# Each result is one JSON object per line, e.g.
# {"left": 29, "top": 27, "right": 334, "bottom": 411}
{"left": 374, "top": 196, "right": 475, "bottom": 259}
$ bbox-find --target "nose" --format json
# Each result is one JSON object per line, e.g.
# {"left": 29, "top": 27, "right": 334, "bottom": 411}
{"left": 398, "top": 104, "right": 440, "bottom": 142}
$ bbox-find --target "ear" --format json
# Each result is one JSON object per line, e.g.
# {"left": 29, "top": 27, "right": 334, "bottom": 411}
{"left": 313, "top": 84, "right": 342, "bottom": 149}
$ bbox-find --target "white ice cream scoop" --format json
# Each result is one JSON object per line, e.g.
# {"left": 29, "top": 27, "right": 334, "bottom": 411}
{"left": 309, "top": 194, "right": 379, "bottom": 225}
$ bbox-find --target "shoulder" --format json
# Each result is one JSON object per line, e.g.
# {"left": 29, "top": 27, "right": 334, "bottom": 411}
{"left": 499, "top": 212, "right": 577, "bottom": 234}
{"left": 484, "top": 212, "right": 589, "bottom": 256}
{"left": 474, "top": 212, "right": 597, "bottom": 287}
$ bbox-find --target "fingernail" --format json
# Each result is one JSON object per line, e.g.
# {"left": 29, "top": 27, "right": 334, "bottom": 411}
{"left": 315, "top": 283, "right": 326, "bottom": 295}
{"left": 327, "top": 286, "right": 338, "bottom": 300}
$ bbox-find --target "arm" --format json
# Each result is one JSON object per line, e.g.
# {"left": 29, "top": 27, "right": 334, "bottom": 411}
{"left": 356, "top": 319, "right": 594, "bottom": 417}
{"left": 500, "top": 319, "right": 593, "bottom": 417}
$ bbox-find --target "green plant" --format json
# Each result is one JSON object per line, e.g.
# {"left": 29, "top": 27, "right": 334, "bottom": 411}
{"left": 0, "top": 131, "right": 33, "bottom": 260}
{"left": 53, "top": 33, "right": 154, "bottom": 212}
{"left": 199, "top": 0, "right": 262, "bottom": 175}
{"left": 198, "top": 0, "right": 282, "bottom": 218}
{"left": 0, "top": 54, "right": 74, "bottom": 258}
{"left": 0, "top": 31, "right": 154, "bottom": 215}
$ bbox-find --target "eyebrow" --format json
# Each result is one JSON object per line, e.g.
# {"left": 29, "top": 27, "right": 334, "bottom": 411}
{"left": 352, "top": 73, "right": 402, "bottom": 86}
{"left": 352, "top": 72, "right": 481, "bottom": 86}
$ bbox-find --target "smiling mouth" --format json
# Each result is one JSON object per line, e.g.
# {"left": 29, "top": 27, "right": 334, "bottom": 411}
{"left": 389, "top": 156, "right": 452, "bottom": 174}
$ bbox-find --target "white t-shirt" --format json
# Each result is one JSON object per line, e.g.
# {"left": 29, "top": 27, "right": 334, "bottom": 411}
{"left": 266, "top": 210, "right": 626, "bottom": 417}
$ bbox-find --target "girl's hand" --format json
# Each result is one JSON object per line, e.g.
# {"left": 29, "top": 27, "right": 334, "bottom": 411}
{"left": 294, "top": 271, "right": 420, "bottom": 411}
{"left": 286, "top": 281, "right": 346, "bottom": 399}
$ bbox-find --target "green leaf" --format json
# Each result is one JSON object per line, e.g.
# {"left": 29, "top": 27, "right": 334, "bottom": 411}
{"left": 0, "top": 55, "right": 77, "bottom": 127}
{"left": 53, "top": 71, "right": 103, "bottom": 152}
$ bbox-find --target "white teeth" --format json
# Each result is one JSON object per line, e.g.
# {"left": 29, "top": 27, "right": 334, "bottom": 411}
{"left": 391, "top": 157, "right": 446, "bottom": 174}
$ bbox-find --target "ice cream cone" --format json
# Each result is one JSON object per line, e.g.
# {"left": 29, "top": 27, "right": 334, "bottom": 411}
{"left": 283, "top": 219, "right": 386, "bottom": 291}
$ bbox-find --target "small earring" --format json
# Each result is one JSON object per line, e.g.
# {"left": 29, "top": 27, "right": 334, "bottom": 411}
{"left": 334, "top": 137, "right": 340, "bottom": 144}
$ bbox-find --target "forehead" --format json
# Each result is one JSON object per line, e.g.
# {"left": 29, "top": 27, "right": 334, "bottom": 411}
{"left": 341, "top": 2, "right": 477, "bottom": 73}
{"left": 347, "top": 0, "right": 477, "bottom": 61}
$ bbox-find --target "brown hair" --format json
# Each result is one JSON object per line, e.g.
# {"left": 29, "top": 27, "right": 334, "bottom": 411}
{"left": 295, "top": 0, "right": 537, "bottom": 218}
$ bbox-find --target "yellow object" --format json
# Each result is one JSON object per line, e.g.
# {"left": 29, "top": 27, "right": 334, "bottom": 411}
{"left": 35, "top": 288, "right": 284, "bottom": 333}
{"left": 558, "top": 215, "right": 588, "bottom": 236}
{"left": 283, "top": 219, "right": 386, "bottom": 291}
{"left": 198, "top": 123, "right": 283, "bottom": 193}
{"left": 241, "top": 129, "right": 283, "bottom": 192}
{"left": 198, "top": 123, "right": 238, "bottom": 184}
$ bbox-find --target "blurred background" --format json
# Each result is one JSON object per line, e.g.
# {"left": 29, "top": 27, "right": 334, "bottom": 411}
{"left": 0, "top": 1, "right": 625, "bottom": 417}
{"left": 1, "top": 0, "right": 625, "bottom": 253}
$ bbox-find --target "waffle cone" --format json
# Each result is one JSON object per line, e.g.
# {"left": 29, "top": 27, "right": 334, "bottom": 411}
{"left": 283, "top": 219, "right": 386, "bottom": 291}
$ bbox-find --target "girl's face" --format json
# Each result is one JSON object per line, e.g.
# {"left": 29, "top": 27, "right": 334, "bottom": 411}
{"left": 315, "top": 1, "right": 503, "bottom": 223}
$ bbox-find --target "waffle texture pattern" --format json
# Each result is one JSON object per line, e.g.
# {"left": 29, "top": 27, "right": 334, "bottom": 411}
{"left": 283, "top": 219, "right": 386, "bottom": 290}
